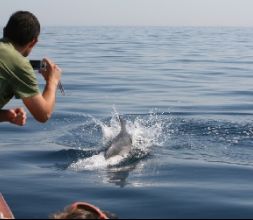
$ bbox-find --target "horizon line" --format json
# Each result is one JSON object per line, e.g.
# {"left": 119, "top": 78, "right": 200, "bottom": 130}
{"left": 28, "top": 24, "right": 253, "bottom": 28}
{"left": 1, "top": 24, "right": 253, "bottom": 30}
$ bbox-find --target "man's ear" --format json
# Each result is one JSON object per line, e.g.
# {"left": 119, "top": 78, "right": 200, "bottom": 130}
{"left": 28, "top": 38, "right": 38, "bottom": 49}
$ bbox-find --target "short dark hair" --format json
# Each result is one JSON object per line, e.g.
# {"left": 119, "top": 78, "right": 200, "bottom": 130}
{"left": 3, "top": 11, "right": 40, "bottom": 46}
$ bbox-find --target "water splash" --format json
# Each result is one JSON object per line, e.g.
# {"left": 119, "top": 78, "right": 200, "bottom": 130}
{"left": 68, "top": 110, "right": 165, "bottom": 171}
{"left": 69, "top": 152, "right": 126, "bottom": 171}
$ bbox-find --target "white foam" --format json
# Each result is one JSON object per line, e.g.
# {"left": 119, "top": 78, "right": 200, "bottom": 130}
{"left": 69, "top": 152, "right": 126, "bottom": 171}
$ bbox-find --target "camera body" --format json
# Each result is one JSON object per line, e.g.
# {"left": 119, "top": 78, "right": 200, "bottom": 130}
{"left": 30, "top": 60, "right": 46, "bottom": 71}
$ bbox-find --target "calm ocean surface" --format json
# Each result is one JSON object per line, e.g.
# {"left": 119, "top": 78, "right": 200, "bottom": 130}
{"left": 1, "top": 27, "right": 253, "bottom": 219}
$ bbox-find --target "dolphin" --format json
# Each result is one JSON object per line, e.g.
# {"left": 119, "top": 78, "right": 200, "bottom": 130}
{"left": 104, "top": 116, "right": 132, "bottom": 159}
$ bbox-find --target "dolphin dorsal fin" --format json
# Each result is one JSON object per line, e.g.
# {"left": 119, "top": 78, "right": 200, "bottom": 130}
{"left": 119, "top": 116, "right": 127, "bottom": 133}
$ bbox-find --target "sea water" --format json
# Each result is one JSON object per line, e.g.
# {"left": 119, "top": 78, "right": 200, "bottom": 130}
{"left": 0, "top": 27, "right": 253, "bottom": 218}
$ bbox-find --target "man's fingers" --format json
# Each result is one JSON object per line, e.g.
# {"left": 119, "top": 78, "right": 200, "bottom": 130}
{"left": 15, "top": 108, "right": 26, "bottom": 117}
{"left": 15, "top": 107, "right": 24, "bottom": 113}
{"left": 9, "top": 108, "right": 27, "bottom": 126}
{"left": 42, "top": 57, "right": 54, "bottom": 69}
{"left": 7, "top": 109, "right": 17, "bottom": 120}
{"left": 13, "top": 114, "right": 26, "bottom": 126}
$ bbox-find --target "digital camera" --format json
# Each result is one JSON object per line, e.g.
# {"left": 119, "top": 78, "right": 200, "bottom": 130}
{"left": 30, "top": 60, "right": 46, "bottom": 70}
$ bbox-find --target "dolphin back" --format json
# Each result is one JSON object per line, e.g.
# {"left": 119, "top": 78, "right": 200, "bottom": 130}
{"left": 105, "top": 116, "right": 132, "bottom": 159}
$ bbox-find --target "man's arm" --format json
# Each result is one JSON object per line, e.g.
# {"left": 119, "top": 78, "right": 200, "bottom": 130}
{"left": 0, "top": 110, "right": 10, "bottom": 123}
{"left": 23, "top": 58, "right": 62, "bottom": 123}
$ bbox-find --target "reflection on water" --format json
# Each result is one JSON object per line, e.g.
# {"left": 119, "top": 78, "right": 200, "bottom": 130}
{"left": 105, "top": 164, "right": 138, "bottom": 188}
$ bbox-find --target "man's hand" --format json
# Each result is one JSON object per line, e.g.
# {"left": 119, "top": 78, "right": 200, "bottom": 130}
{"left": 7, "top": 108, "right": 27, "bottom": 126}
{"left": 39, "top": 58, "right": 62, "bottom": 86}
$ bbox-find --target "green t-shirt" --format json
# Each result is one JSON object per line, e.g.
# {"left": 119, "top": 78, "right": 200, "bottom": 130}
{"left": 0, "top": 38, "right": 40, "bottom": 109}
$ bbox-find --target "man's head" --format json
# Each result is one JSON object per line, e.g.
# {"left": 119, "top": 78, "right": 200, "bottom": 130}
{"left": 3, "top": 11, "right": 40, "bottom": 56}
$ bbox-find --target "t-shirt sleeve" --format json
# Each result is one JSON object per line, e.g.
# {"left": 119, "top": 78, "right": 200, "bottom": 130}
{"left": 10, "top": 59, "right": 40, "bottom": 99}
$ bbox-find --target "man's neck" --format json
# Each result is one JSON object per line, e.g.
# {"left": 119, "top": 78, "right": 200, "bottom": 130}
{"left": 13, "top": 44, "right": 28, "bottom": 57}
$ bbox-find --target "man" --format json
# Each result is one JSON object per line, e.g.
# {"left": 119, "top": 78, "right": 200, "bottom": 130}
{"left": 0, "top": 11, "right": 62, "bottom": 126}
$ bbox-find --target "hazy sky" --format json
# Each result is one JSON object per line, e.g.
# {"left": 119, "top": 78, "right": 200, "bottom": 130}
{"left": 0, "top": 0, "right": 253, "bottom": 27}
